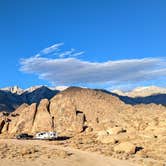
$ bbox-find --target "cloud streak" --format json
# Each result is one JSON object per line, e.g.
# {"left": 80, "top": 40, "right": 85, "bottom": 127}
{"left": 40, "top": 43, "right": 64, "bottom": 55}
{"left": 34, "top": 43, "right": 85, "bottom": 59}
{"left": 20, "top": 47, "right": 166, "bottom": 87}
{"left": 58, "top": 48, "right": 75, "bottom": 58}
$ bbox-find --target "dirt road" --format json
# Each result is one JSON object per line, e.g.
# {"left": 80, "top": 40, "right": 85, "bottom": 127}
{"left": 0, "top": 139, "right": 139, "bottom": 166}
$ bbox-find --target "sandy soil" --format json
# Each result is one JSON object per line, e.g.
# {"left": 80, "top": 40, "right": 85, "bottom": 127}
{"left": 0, "top": 139, "right": 139, "bottom": 166}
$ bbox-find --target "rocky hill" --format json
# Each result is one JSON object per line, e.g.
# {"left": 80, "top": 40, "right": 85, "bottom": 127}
{"left": 0, "top": 87, "right": 126, "bottom": 134}
{"left": 1, "top": 87, "right": 166, "bottom": 165}
{"left": 0, "top": 87, "right": 166, "bottom": 135}
{"left": 0, "top": 85, "right": 166, "bottom": 113}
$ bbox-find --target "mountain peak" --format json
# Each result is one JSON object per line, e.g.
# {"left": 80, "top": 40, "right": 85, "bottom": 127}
{"left": 112, "top": 86, "right": 166, "bottom": 97}
{"left": 0, "top": 85, "right": 24, "bottom": 95}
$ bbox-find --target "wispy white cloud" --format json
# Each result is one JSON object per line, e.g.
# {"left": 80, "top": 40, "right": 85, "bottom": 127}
{"left": 35, "top": 43, "right": 85, "bottom": 59}
{"left": 40, "top": 43, "right": 64, "bottom": 55}
{"left": 58, "top": 48, "right": 75, "bottom": 58}
{"left": 71, "top": 51, "right": 85, "bottom": 57}
{"left": 20, "top": 47, "right": 166, "bottom": 87}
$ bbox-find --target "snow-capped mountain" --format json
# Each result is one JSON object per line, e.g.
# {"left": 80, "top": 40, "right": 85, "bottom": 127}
{"left": 0, "top": 86, "right": 24, "bottom": 95}
{"left": 0, "top": 85, "right": 166, "bottom": 112}
{"left": 0, "top": 85, "right": 59, "bottom": 112}
{"left": 112, "top": 86, "right": 166, "bottom": 97}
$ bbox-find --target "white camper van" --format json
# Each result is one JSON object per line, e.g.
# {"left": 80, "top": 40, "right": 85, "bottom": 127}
{"left": 35, "top": 131, "right": 58, "bottom": 140}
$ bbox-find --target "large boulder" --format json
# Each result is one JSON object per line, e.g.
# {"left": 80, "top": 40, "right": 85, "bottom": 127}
{"left": 99, "top": 135, "right": 117, "bottom": 144}
{"left": 114, "top": 142, "right": 136, "bottom": 154}
{"left": 1, "top": 122, "right": 9, "bottom": 133}
{"left": 106, "top": 127, "right": 125, "bottom": 135}
{"left": 97, "top": 130, "right": 108, "bottom": 137}
{"left": 50, "top": 95, "right": 85, "bottom": 133}
{"left": 49, "top": 87, "right": 129, "bottom": 134}
{"left": 8, "top": 103, "right": 37, "bottom": 134}
{"left": 32, "top": 99, "right": 52, "bottom": 133}
{"left": 0, "top": 119, "right": 5, "bottom": 133}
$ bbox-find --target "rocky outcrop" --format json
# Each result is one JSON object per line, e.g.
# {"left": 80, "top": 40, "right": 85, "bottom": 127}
{"left": 8, "top": 103, "right": 37, "bottom": 134}
{"left": 99, "top": 135, "right": 118, "bottom": 144}
{"left": 48, "top": 87, "right": 133, "bottom": 135}
{"left": 32, "top": 99, "right": 52, "bottom": 133}
{"left": 1, "top": 85, "right": 166, "bottom": 113}
{"left": 106, "top": 127, "right": 125, "bottom": 135}
{"left": 0, "top": 86, "right": 166, "bottom": 165}
{"left": 0, "top": 87, "right": 166, "bottom": 138}
{"left": 114, "top": 142, "right": 136, "bottom": 154}
{"left": 0, "top": 87, "right": 125, "bottom": 134}
{"left": 50, "top": 95, "right": 85, "bottom": 134}
{"left": 0, "top": 119, "right": 5, "bottom": 134}
{"left": 4, "top": 99, "right": 52, "bottom": 134}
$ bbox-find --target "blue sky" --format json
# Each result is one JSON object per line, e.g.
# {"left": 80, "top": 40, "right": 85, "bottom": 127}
{"left": 0, "top": 0, "right": 166, "bottom": 90}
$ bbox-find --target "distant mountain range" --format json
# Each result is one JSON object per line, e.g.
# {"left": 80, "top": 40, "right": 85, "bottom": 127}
{"left": 0, "top": 85, "right": 68, "bottom": 95}
{"left": 0, "top": 86, "right": 166, "bottom": 136}
{"left": 111, "top": 86, "right": 166, "bottom": 105}
{"left": 0, "top": 86, "right": 59, "bottom": 112}
{"left": 112, "top": 86, "right": 166, "bottom": 97}
{"left": 0, "top": 87, "right": 166, "bottom": 166}
{"left": 0, "top": 85, "right": 165, "bottom": 112}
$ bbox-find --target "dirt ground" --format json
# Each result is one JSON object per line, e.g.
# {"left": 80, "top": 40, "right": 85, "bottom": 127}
{"left": 0, "top": 139, "right": 139, "bottom": 166}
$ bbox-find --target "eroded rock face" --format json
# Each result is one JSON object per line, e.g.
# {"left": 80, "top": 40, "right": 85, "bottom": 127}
{"left": 32, "top": 99, "right": 52, "bottom": 133}
{"left": 6, "top": 99, "right": 53, "bottom": 134}
{"left": 8, "top": 103, "right": 37, "bottom": 134}
{"left": 0, "top": 87, "right": 166, "bottom": 165}
{"left": 0, "top": 87, "right": 166, "bottom": 139}
{"left": 0, "top": 90, "right": 86, "bottom": 135}
{"left": 0, "top": 119, "right": 5, "bottom": 133}
{"left": 49, "top": 87, "right": 129, "bottom": 134}
{"left": 50, "top": 96, "right": 85, "bottom": 133}
{"left": 0, "top": 87, "right": 125, "bottom": 134}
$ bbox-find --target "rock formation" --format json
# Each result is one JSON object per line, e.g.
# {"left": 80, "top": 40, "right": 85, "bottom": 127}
{"left": 32, "top": 99, "right": 52, "bottom": 133}
{"left": 0, "top": 86, "right": 166, "bottom": 165}
{"left": 0, "top": 86, "right": 166, "bottom": 137}
{"left": 1, "top": 85, "right": 166, "bottom": 113}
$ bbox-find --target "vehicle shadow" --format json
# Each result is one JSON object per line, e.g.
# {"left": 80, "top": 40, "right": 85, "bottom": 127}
{"left": 56, "top": 136, "right": 71, "bottom": 141}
